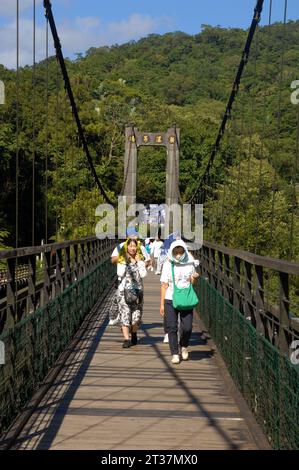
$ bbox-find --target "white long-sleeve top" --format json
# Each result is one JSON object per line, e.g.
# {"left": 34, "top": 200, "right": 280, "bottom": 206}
{"left": 150, "top": 240, "right": 163, "bottom": 257}
{"left": 117, "top": 261, "right": 147, "bottom": 291}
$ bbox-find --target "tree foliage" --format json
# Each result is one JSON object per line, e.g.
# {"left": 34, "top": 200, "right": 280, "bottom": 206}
{"left": 0, "top": 21, "right": 298, "bottom": 262}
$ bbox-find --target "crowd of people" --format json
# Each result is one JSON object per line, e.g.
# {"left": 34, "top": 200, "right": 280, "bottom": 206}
{"left": 109, "top": 228, "right": 200, "bottom": 364}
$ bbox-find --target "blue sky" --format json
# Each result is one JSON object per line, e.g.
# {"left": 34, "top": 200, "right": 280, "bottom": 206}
{"left": 0, "top": 0, "right": 298, "bottom": 68}
{"left": 49, "top": 0, "right": 298, "bottom": 32}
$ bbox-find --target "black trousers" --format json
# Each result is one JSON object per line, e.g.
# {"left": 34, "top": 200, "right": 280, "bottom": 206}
{"left": 165, "top": 300, "right": 193, "bottom": 355}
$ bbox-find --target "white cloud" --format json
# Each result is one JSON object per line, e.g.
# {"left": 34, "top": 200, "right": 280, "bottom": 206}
{"left": 106, "top": 13, "right": 171, "bottom": 43}
{"left": 0, "top": 0, "right": 43, "bottom": 17}
{"left": 0, "top": 13, "right": 173, "bottom": 69}
{"left": 0, "top": 17, "right": 53, "bottom": 69}
{"left": 58, "top": 13, "right": 172, "bottom": 54}
{"left": 75, "top": 16, "right": 101, "bottom": 30}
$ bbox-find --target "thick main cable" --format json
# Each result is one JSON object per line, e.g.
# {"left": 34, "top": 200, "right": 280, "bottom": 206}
{"left": 43, "top": 0, "right": 113, "bottom": 205}
{"left": 189, "top": 0, "right": 265, "bottom": 204}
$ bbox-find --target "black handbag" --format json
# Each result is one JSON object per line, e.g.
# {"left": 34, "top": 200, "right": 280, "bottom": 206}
{"left": 124, "top": 286, "right": 143, "bottom": 305}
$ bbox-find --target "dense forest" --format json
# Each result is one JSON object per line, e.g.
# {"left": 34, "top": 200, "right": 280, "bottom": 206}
{"left": 0, "top": 21, "right": 298, "bottom": 263}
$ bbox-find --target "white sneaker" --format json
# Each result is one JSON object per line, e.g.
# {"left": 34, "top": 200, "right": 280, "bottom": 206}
{"left": 150, "top": 267, "right": 154, "bottom": 271}
{"left": 163, "top": 334, "right": 169, "bottom": 343}
{"left": 171, "top": 354, "right": 180, "bottom": 364}
{"left": 181, "top": 347, "right": 189, "bottom": 361}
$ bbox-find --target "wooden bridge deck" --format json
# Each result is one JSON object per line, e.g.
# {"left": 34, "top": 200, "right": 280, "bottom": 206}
{"left": 10, "top": 272, "right": 268, "bottom": 450}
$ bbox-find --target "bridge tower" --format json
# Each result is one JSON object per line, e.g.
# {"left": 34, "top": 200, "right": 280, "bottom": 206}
{"left": 123, "top": 126, "right": 180, "bottom": 206}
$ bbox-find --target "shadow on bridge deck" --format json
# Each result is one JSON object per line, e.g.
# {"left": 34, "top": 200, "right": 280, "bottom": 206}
{"left": 9, "top": 273, "right": 266, "bottom": 450}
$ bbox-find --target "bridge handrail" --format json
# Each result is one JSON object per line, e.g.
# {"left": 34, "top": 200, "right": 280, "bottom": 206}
{"left": 195, "top": 241, "right": 299, "bottom": 353}
{"left": 0, "top": 236, "right": 100, "bottom": 260}
{"left": 203, "top": 241, "right": 299, "bottom": 276}
{"left": 0, "top": 237, "right": 116, "bottom": 334}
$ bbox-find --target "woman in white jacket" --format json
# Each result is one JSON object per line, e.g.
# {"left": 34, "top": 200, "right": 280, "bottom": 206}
{"left": 110, "top": 238, "right": 147, "bottom": 348}
{"left": 160, "top": 240, "right": 199, "bottom": 364}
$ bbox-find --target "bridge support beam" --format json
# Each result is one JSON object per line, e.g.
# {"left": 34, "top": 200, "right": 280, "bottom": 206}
{"left": 123, "top": 127, "right": 138, "bottom": 207}
{"left": 166, "top": 127, "right": 180, "bottom": 207}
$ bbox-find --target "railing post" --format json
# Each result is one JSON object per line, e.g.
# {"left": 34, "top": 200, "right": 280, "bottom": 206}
{"left": 87, "top": 241, "right": 92, "bottom": 273}
{"left": 218, "top": 251, "right": 224, "bottom": 296}
{"left": 91, "top": 240, "right": 96, "bottom": 269}
{"left": 27, "top": 254, "right": 36, "bottom": 315}
{"left": 6, "top": 258, "right": 16, "bottom": 329}
{"left": 91, "top": 240, "right": 95, "bottom": 269}
{"left": 79, "top": 243, "right": 85, "bottom": 278}
{"left": 278, "top": 271, "right": 290, "bottom": 354}
{"left": 244, "top": 262, "right": 253, "bottom": 321}
{"left": 55, "top": 248, "right": 63, "bottom": 296}
{"left": 42, "top": 251, "right": 51, "bottom": 306}
{"left": 254, "top": 265, "right": 265, "bottom": 335}
{"left": 233, "top": 257, "right": 241, "bottom": 312}
{"left": 202, "top": 246, "right": 209, "bottom": 279}
{"left": 73, "top": 244, "right": 79, "bottom": 282}
{"left": 65, "top": 246, "right": 71, "bottom": 288}
{"left": 99, "top": 240, "right": 104, "bottom": 264}
{"left": 210, "top": 248, "right": 216, "bottom": 289}
{"left": 94, "top": 239, "right": 100, "bottom": 266}
{"left": 223, "top": 253, "right": 231, "bottom": 302}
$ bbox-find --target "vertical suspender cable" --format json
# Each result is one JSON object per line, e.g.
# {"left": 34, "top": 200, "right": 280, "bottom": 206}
{"left": 220, "top": 115, "right": 233, "bottom": 245}
{"left": 244, "top": 24, "right": 260, "bottom": 251}
{"left": 63, "top": 91, "right": 67, "bottom": 236}
{"left": 32, "top": 0, "right": 36, "bottom": 246}
{"left": 55, "top": 66, "right": 59, "bottom": 240}
{"left": 45, "top": 18, "right": 49, "bottom": 243}
{"left": 16, "top": 0, "right": 19, "bottom": 249}
{"left": 289, "top": 103, "right": 299, "bottom": 260}
{"left": 237, "top": 97, "right": 245, "bottom": 203}
{"left": 269, "top": 0, "right": 288, "bottom": 245}
{"left": 254, "top": 0, "right": 273, "bottom": 254}
{"left": 211, "top": 169, "right": 220, "bottom": 242}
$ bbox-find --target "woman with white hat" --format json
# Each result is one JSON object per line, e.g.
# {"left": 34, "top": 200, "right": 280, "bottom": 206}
{"left": 160, "top": 240, "right": 199, "bottom": 364}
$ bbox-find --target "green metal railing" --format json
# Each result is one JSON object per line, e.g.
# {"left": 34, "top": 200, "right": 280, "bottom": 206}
{"left": 197, "top": 275, "right": 299, "bottom": 449}
{"left": 0, "top": 238, "right": 116, "bottom": 434}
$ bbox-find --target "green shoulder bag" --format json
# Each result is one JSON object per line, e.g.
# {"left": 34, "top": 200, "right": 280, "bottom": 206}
{"left": 171, "top": 262, "right": 199, "bottom": 310}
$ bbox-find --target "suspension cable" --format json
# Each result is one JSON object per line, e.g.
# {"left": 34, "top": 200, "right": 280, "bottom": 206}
{"left": 254, "top": 0, "right": 273, "bottom": 254}
{"left": 289, "top": 95, "right": 299, "bottom": 259}
{"left": 55, "top": 65, "right": 59, "bottom": 240}
{"left": 16, "top": 0, "right": 20, "bottom": 249}
{"left": 189, "top": 0, "right": 265, "bottom": 205}
{"left": 64, "top": 91, "right": 67, "bottom": 235}
{"left": 32, "top": 0, "right": 36, "bottom": 246}
{"left": 269, "top": 0, "right": 288, "bottom": 246}
{"left": 244, "top": 22, "right": 260, "bottom": 251}
{"left": 43, "top": 0, "right": 113, "bottom": 205}
{"left": 236, "top": 95, "right": 245, "bottom": 205}
{"left": 220, "top": 116, "right": 233, "bottom": 245}
{"left": 45, "top": 17, "right": 49, "bottom": 244}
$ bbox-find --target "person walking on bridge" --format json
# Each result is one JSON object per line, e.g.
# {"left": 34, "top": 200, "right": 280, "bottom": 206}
{"left": 151, "top": 235, "right": 164, "bottom": 274}
{"left": 109, "top": 238, "right": 147, "bottom": 348}
{"left": 160, "top": 240, "right": 199, "bottom": 364}
{"left": 111, "top": 227, "right": 150, "bottom": 267}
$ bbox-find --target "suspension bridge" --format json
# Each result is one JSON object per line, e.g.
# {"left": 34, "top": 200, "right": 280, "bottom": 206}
{"left": 0, "top": 0, "right": 298, "bottom": 450}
